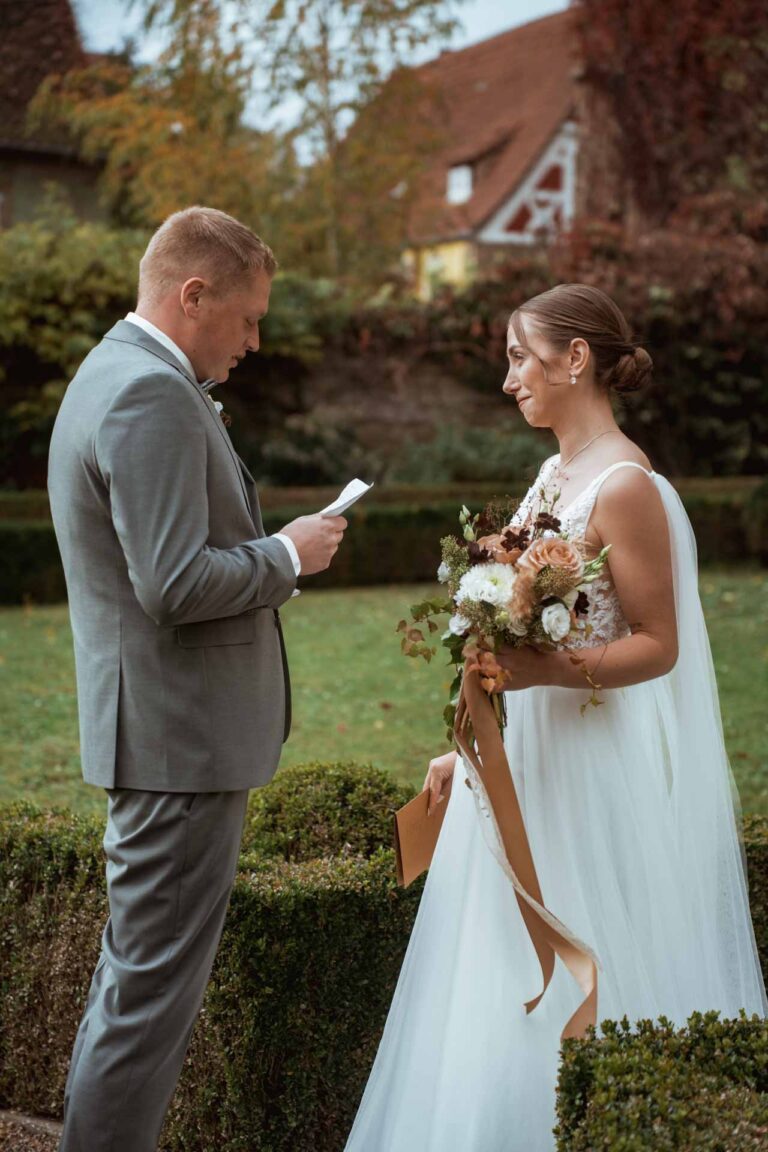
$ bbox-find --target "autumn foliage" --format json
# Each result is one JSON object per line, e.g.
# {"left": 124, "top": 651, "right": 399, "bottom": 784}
{"left": 576, "top": 0, "right": 768, "bottom": 222}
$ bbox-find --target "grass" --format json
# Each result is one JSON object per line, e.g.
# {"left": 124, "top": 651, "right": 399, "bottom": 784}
{"left": 0, "top": 569, "right": 766, "bottom": 817}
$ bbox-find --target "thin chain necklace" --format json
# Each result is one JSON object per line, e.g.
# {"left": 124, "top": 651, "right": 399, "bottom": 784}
{"left": 556, "top": 429, "right": 621, "bottom": 476}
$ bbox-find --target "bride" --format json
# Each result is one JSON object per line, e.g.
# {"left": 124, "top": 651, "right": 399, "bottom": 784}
{"left": 343, "top": 284, "right": 767, "bottom": 1151}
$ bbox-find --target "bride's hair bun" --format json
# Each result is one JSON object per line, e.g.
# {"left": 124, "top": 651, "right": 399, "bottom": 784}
{"left": 605, "top": 346, "right": 653, "bottom": 394}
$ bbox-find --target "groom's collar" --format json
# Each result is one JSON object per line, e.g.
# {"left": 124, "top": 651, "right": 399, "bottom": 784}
{"left": 124, "top": 311, "right": 197, "bottom": 382}
{"left": 104, "top": 319, "right": 219, "bottom": 394}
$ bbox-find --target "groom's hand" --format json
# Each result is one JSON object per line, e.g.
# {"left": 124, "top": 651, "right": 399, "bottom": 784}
{"left": 279, "top": 514, "right": 347, "bottom": 575}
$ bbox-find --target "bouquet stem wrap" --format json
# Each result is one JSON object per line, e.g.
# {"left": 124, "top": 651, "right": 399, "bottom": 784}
{"left": 454, "top": 668, "right": 600, "bottom": 1041}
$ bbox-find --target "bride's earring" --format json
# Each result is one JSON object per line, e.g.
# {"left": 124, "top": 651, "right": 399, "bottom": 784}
{"left": 569, "top": 372, "right": 577, "bottom": 386}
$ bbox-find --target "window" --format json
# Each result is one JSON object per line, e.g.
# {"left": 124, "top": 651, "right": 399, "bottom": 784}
{"left": 446, "top": 165, "right": 473, "bottom": 205}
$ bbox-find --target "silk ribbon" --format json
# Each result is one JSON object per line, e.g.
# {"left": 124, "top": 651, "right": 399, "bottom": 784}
{"left": 454, "top": 668, "right": 600, "bottom": 1041}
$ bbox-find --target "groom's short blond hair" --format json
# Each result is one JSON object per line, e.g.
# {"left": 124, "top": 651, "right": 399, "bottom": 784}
{"left": 138, "top": 206, "right": 277, "bottom": 305}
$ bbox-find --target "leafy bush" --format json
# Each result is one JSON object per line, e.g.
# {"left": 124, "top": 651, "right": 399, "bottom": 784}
{"left": 242, "top": 760, "right": 415, "bottom": 862}
{"left": 0, "top": 215, "right": 348, "bottom": 486}
{"left": 247, "top": 414, "right": 372, "bottom": 486}
{"left": 555, "top": 1011, "right": 768, "bottom": 1151}
{"left": 385, "top": 422, "right": 549, "bottom": 484}
{"left": 745, "top": 478, "right": 768, "bottom": 566}
{"left": 0, "top": 789, "right": 424, "bottom": 1149}
{"left": 0, "top": 789, "right": 766, "bottom": 1150}
{"left": 0, "top": 521, "right": 67, "bottom": 603}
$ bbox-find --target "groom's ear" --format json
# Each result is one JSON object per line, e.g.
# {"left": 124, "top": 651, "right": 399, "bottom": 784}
{"left": 179, "top": 277, "right": 207, "bottom": 319}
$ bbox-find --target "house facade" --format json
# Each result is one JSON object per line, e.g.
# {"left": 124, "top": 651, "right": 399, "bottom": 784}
{"left": 0, "top": 0, "right": 105, "bottom": 228}
{"left": 401, "top": 11, "right": 583, "bottom": 300}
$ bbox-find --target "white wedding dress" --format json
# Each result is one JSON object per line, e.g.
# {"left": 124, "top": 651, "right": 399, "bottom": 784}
{"left": 344, "top": 458, "right": 767, "bottom": 1152}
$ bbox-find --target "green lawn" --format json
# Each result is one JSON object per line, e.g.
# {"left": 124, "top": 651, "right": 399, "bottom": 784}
{"left": 0, "top": 570, "right": 766, "bottom": 817}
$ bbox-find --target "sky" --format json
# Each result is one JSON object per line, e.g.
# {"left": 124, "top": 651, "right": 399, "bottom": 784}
{"left": 72, "top": 0, "right": 570, "bottom": 60}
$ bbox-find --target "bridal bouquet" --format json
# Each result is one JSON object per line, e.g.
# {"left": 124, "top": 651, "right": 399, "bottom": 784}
{"left": 397, "top": 495, "right": 611, "bottom": 732}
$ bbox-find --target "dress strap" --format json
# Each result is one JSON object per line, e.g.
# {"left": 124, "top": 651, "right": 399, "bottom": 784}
{"left": 589, "top": 460, "right": 656, "bottom": 495}
{"left": 558, "top": 460, "right": 657, "bottom": 528}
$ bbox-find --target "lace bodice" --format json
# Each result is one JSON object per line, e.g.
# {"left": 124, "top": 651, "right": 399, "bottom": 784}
{"left": 512, "top": 456, "right": 651, "bottom": 650}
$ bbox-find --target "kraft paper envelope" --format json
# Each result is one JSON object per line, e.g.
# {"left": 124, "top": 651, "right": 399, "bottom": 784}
{"left": 394, "top": 778, "right": 453, "bottom": 887}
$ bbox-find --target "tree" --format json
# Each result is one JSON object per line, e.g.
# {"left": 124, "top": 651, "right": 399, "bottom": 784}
{"left": 135, "top": 0, "right": 463, "bottom": 278}
{"left": 28, "top": 0, "right": 297, "bottom": 236}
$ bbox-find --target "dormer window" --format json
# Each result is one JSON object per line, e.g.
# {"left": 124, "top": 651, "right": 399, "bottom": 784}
{"left": 446, "top": 164, "right": 473, "bottom": 205}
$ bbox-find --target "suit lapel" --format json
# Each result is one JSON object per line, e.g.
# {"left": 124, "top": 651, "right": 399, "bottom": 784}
{"left": 234, "top": 452, "right": 265, "bottom": 537}
{"left": 104, "top": 321, "right": 253, "bottom": 522}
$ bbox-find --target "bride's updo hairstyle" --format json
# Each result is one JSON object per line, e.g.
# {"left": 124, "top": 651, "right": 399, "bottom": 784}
{"left": 509, "top": 283, "right": 653, "bottom": 394}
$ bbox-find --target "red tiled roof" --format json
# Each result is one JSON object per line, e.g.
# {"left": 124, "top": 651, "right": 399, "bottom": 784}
{"left": 406, "top": 9, "right": 578, "bottom": 245}
{"left": 0, "top": 0, "right": 87, "bottom": 153}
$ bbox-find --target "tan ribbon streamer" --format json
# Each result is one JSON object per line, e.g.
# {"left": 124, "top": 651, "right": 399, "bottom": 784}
{"left": 454, "top": 668, "right": 600, "bottom": 1041}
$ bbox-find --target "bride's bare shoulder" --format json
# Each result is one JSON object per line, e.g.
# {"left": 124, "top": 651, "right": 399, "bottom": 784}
{"left": 600, "top": 435, "right": 653, "bottom": 473}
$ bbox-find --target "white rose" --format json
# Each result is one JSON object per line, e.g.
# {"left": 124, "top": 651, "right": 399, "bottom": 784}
{"left": 448, "top": 613, "right": 471, "bottom": 636}
{"left": 541, "top": 601, "right": 572, "bottom": 642}
{"left": 437, "top": 561, "right": 450, "bottom": 583}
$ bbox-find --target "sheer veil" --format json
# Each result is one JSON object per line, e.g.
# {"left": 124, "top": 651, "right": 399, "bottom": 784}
{"left": 652, "top": 474, "right": 766, "bottom": 1014}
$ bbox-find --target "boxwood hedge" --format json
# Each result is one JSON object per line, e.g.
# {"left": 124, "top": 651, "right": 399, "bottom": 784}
{"left": 0, "top": 477, "right": 765, "bottom": 603}
{"left": 0, "top": 767, "right": 766, "bottom": 1150}
{"left": 555, "top": 1012, "right": 768, "bottom": 1150}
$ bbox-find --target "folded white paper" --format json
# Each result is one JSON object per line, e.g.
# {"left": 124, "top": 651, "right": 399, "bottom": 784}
{"left": 319, "top": 479, "right": 374, "bottom": 518}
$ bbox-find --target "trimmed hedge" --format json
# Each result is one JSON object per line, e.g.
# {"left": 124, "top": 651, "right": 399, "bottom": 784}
{"left": 241, "top": 760, "right": 415, "bottom": 862}
{"left": 555, "top": 1012, "right": 768, "bottom": 1150}
{"left": 1, "top": 478, "right": 766, "bottom": 603}
{"left": 0, "top": 521, "right": 67, "bottom": 603}
{"left": 0, "top": 484, "right": 518, "bottom": 522}
{"left": 1, "top": 775, "right": 767, "bottom": 1149}
{"left": 0, "top": 797, "right": 425, "bottom": 1149}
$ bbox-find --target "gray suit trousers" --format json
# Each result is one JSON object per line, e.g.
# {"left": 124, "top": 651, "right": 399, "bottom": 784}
{"left": 59, "top": 788, "right": 249, "bottom": 1152}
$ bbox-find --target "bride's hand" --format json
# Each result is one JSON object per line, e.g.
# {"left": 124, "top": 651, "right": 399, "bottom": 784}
{"left": 494, "top": 644, "right": 552, "bottom": 691}
{"left": 422, "top": 750, "right": 457, "bottom": 815}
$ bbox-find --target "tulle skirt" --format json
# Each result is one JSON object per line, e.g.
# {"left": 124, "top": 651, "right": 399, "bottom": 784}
{"left": 343, "top": 675, "right": 767, "bottom": 1152}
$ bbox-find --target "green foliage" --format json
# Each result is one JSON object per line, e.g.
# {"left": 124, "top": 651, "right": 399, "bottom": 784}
{"left": 555, "top": 1010, "right": 768, "bottom": 1151}
{"left": 1, "top": 481, "right": 763, "bottom": 604}
{"left": 241, "top": 760, "right": 415, "bottom": 862}
{"left": 0, "top": 209, "right": 146, "bottom": 382}
{"left": 385, "top": 422, "right": 549, "bottom": 485}
{"left": 0, "top": 522, "right": 67, "bottom": 603}
{"left": 745, "top": 478, "right": 768, "bottom": 565}
{"left": 0, "top": 791, "right": 767, "bottom": 1148}
{"left": 0, "top": 779, "right": 424, "bottom": 1147}
{"left": 0, "top": 211, "right": 142, "bottom": 486}
{"left": 0, "top": 217, "right": 349, "bottom": 485}
{"left": 248, "top": 414, "right": 371, "bottom": 486}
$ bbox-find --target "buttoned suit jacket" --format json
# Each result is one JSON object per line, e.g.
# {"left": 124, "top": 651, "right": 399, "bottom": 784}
{"left": 47, "top": 320, "right": 296, "bottom": 792}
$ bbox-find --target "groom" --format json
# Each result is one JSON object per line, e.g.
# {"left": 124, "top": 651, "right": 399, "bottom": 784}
{"left": 47, "top": 206, "right": 347, "bottom": 1152}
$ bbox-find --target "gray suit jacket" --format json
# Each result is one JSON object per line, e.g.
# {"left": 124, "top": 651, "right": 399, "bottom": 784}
{"left": 48, "top": 320, "right": 297, "bottom": 792}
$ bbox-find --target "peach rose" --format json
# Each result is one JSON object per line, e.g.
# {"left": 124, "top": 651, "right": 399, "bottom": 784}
{"left": 518, "top": 537, "right": 585, "bottom": 581}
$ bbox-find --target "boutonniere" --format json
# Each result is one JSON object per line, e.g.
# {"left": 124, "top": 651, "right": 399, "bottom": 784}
{"left": 209, "top": 395, "right": 232, "bottom": 427}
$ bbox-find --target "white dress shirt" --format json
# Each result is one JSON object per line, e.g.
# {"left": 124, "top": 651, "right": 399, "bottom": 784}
{"left": 123, "top": 312, "right": 301, "bottom": 578}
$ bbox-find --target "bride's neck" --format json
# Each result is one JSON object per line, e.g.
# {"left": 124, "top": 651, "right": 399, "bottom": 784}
{"left": 550, "top": 393, "right": 619, "bottom": 462}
